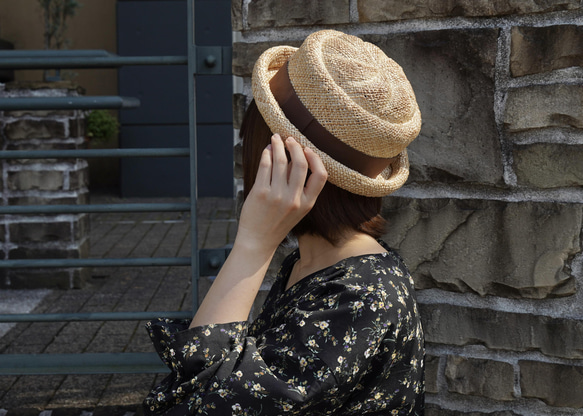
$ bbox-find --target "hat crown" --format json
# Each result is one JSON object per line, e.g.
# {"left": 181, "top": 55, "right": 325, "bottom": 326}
{"left": 288, "top": 30, "right": 421, "bottom": 158}
{"left": 322, "top": 33, "right": 417, "bottom": 124}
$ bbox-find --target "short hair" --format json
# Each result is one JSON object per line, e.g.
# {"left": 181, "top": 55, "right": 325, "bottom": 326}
{"left": 240, "top": 99, "right": 387, "bottom": 246}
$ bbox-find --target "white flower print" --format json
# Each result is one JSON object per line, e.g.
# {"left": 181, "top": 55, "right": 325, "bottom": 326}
{"left": 143, "top": 243, "right": 424, "bottom": 415}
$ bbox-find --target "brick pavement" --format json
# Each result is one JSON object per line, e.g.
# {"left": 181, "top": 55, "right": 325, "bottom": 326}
{"left": 0, "top": 196, "right": 237, "bottom": 415}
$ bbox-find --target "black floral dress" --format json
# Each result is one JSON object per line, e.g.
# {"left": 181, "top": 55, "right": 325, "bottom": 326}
{"left": 143, "top": 241, "right": 425, "bottom": 415}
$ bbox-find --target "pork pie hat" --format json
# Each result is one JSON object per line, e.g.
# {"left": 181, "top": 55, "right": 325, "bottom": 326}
{"left": 252, "top": 30, "right": 422, "bottom": 197}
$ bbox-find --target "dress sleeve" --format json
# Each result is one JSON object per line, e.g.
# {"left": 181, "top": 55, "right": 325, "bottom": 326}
{"left": 143, "top": 264, "right": 405, "bottom": 415}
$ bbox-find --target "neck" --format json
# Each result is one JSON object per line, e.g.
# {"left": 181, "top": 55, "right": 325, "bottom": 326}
{"left": 286, "top": 231, "right": 386, "bottom": 290}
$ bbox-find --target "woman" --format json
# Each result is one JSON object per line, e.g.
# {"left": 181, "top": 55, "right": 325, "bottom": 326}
{"left": 144, "top": 30, "right": 424, "bottom": 415}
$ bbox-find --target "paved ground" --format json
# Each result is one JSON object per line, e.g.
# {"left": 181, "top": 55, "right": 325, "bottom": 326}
{"left": 0, "top": 195, "right": 238, "bottom": 415}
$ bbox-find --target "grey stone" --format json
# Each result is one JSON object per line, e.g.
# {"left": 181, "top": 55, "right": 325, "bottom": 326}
{"left": 362, "top": 29, "right": 503, "bottom": 185}
{"left": 233, "top": 41, "right": 302, "bottom": 77}
{"left": 4, "top": 268, "right": 89, "bottom": 289}
{"left": 445, "top": 355, "right": 515, "bottom": 400}
{"left": 513, "top": 143, "right": 583, "bottom": 188}
{"left": 425, "top": 355, "right": 440, "bottom": 394}
{"left": 4, "top": 79, "right": 82, "bottom": 92}
{"left": 383, "top": 198, "right": 581, "bottom": 298}
{"left": 9, "top": 244, "right": 88, "bottom": 261}
{"left": 511, "top": 25, "right": 583, "bottom": 77}
{"left": 231, "top": 0, "right": 243, "bottom": 31}
{"left": 6, "top": 157, "right": 69, "bottom": 167}
{"left": 68, "top": 116, "right": 85, "bottom": 138}
{"left": 5, "top": 109, "right": 76, "bottom": 118}
{"left": 9, "top": 221, "right": 74, "bottom": 243}
{"left": 8, "top": 193, "right": 89, "bottom": 207}
{"left": 425, "top": 404, "right": 520, "bottom": 416}
{"left": 68, "top": 167, "right": 89, "bottom": 190}
{"left": 358, "top": 0, "right": 581, "bottom": 22}
{"left": 520, "top": 360, "right": 583, "bottom": 408}
{"left": 4, "top": 119, "right": 67, "bottom": 140}
{"left": 6, "top": 141, "right": 79, "bottom": 152}
{"left": 505, "top": 84, "right": 583, "bottom": 132}
{"left": 247, "top": 0, "right": 349, "bottom": 29}
{"left": 76, "top": 215, "right": 90, "bottom": 240}
{"left": 421, "top": 303, "right": 583, "bottom": 359}
{"left": 7, "top": 170, "right": 64, "bottom": 191}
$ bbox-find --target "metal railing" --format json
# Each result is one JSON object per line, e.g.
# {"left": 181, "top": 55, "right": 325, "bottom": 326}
{"left": 0, "top": 0, "right": 229, "bottom": 375}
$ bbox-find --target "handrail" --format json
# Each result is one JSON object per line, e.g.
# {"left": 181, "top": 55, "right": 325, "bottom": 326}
{"left": 0, "top": 50, "right": 187, "bottom": 69}
{"left": 0, "top": 311, "right": 191, "bottom": 323}
{"left": 0, "top": 353, "right": 169, "bottom": 375}
{"left": 0, "top": 96, "right": 140, "bottom": 110}
{"left": 0, "top": 257, "right": 191, "bottom": 269}
{"left": 0, "top": 148, "right": 189, "bottom": 159}
{"left": 0, "top": 202, "right": 191, "bottom": 215}
{"left": 0, "top": 50, "right": 112, "bottom": 57}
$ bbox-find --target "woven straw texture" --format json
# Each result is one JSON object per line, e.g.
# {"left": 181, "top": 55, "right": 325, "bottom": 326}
{"left": 252, "top": 30, "right": 421, "bottom": 197}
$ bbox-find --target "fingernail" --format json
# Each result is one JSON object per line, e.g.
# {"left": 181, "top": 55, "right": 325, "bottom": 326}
{"left": 266, "top": 144, "right": 272, "bottom": 150}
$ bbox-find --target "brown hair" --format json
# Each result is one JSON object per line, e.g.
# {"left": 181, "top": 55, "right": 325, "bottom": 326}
{"left": 240, "top": 99, "right": 387, "bottom": 246}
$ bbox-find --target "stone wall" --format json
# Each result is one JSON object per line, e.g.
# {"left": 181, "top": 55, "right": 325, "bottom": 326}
{"left": 232, "top": 1, "right": 583, "bottom": 414}
{"left": 0, "top": 82, "right": 90, "bottom": 289}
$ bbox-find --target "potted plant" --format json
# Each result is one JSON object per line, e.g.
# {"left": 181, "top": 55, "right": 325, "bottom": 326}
{"left": 85, "top": 109, "right": 119, "bottom": 144}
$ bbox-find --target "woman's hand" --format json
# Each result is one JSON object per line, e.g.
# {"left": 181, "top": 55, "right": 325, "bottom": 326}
{"left": 190, "top": 134, "right": 326, "bottom": 328}
{"left": 237, "top": 134, "right": 328, "bottom": 253}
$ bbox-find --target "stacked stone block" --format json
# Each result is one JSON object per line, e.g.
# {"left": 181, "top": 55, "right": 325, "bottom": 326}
{"left": 232, "top": 1, "right": 583, "bottom": 414}
{"left": 0, "top": 82, "right": 90, "bottom": 289}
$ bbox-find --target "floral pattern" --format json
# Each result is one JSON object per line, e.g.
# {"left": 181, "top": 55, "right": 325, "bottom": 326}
{"left": 143, "top": 241, "right": 424, "bottom": 415}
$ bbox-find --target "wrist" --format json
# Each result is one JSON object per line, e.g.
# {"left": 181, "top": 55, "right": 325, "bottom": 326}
{"left": 233, "top": 227, "right": 281, "bottom": 257}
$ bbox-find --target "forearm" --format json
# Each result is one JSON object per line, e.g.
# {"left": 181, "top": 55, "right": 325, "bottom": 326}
{"left": 189, "top": 239, "right": 276, "bottom": 328}
{"left": 190, "top": 135, "right": 326, "bottom": 328}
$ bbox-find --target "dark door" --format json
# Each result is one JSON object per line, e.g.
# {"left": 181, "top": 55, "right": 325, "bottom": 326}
{"left": 117, "top": 0, "right": 233, "bottom": 197}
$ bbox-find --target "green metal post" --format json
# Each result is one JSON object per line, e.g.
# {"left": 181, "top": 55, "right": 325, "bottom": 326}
{"left": 188, "top": 0, "right": 199, "bottom": 315}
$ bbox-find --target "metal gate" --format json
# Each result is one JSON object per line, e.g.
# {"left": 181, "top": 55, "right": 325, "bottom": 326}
{"left": 0, "top": 0, "right": 231, "bottom": 375}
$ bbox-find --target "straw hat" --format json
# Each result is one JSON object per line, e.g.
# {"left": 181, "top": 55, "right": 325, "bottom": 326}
{"left": 252, "top": 30, "right": 421, "bottom": 197}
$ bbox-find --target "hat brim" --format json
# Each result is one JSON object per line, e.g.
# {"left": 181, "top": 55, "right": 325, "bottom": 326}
{"left": 252, "top": 45, "right": 410, "bottom": 197}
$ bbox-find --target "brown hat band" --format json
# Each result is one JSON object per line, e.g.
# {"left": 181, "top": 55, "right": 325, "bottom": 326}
{"left": 269, "top": 62, "right": 396, "bottom": 179}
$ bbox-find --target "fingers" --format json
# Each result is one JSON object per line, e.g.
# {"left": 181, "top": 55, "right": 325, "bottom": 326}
{"left": 285, "top": 137, "right": 309, "bottom": 192}
{"left": 269, "top": 134, "right": 289, "bottom": 190}
{"left": 254, "top": 134, "right": 327, "bottom": 206}
{"left": 254, "top": 144, "right": 273, "bottom": 190}
{"left": 238, "top": 135, "right": 328, "bottom": 250}
{"left": 303, "top": 146, "right": 328, "bottom": 199}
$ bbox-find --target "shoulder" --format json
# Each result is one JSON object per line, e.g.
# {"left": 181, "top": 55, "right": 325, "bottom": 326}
{"left": 298, "top": 250, "right": 411, "bottom": 312}
{"left": 337, "top": 247, "right": 411, "bottom": 289}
